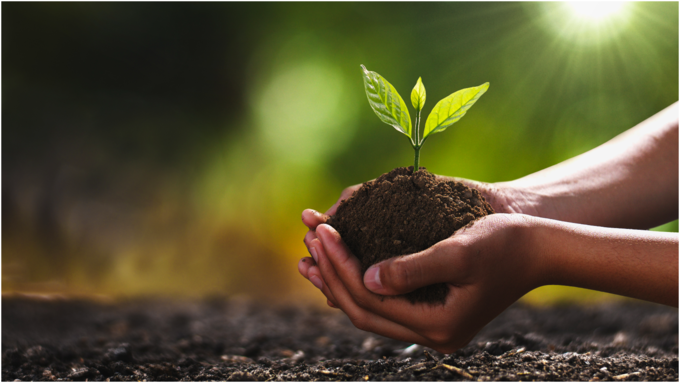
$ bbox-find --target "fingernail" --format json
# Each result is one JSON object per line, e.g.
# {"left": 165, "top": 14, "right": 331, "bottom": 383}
{"left": 310, "top": 275, "right": 323, "bottom": 290}
{"left": 364, "top": 266, "right": 382, "bottom": 291}
{"left": 316, "top": 224, "right": 334, "bottom": 243}
{"left": 310, "top": 247, "right": 318, "bottom": 263}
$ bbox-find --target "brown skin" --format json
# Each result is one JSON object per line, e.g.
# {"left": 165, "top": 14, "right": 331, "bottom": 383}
{"left": 299, "top": 103, "right": 679, "bottom": 353}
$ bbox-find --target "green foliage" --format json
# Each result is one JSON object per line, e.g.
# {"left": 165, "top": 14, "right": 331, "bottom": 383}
{"left": 423, "top": 83, "right": 489, "bottom": 141}
{"left": 361, "top": 64, "right": 489, "bottom": 172}
{"left": 411, "top": 77, "right": 426, "bottom": 112}
{"left": 360, "top": 65, "right": 412, "bottom": 141}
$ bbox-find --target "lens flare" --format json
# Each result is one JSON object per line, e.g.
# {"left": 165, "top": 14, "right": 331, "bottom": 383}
{"left": 566, "top": 2, "right": 628, "bottom": 22}
{"left": 538, "top": 2, "right": 634, "bottom": 46}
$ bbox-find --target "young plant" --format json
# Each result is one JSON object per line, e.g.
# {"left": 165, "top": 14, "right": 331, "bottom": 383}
{"left": 360, "top": 64, "right": 489, "bottom": 173}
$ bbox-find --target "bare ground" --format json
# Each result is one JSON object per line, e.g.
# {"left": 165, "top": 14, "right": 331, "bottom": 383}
{"left": 2, "top": 296, "right": 677, "bottom": 381}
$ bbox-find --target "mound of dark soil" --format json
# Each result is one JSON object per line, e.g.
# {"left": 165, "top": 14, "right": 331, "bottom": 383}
{"left": 327, "top": 167, "right": 494, "bottom": 304}
{"left": 2, "top": 296, "right": 677, "bottom": 381}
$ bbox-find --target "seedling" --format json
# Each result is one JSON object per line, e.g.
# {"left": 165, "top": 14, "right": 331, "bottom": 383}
{"left": 360, "top": 64, "right": 489, "bottom": 173}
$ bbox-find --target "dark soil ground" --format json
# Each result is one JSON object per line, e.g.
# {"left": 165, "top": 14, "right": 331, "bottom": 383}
{"left": 327, "top": 167, "right": 494, "bottom": 304}
{"left": 2, "top": 295, "right": 677, "bottom": 381}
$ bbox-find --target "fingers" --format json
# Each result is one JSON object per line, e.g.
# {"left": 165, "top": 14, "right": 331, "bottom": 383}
{"left": 301, "top": 234, "right": 332, "bottom": 294}
{"left": 300, "top": 184, "right": 358, "bottom": 308}
{"left": 306, "top": 262, "right": 338, "bottom": 306}
{"left": 314, "top": 225, "right": 436, "bottom": 329}
{"left": 310, "top": 233, "right": 434, "bottom": 346}
{"left": 314, "top": 225, "right": 369, "bottom": 296}
{"left": 312, "top": 225, "right": 479, "bottom": 352}
{"left": 307, "top": 264, "right": 325, "bottom": 290}
{"left": 302, "top": 185, "right": 360, "bottom": 228}
{"left": 298, "top": 257, "right": 314, "bottom": 279}
{"left": 307, "top": 224, "right": 444, "bottom": 297}
{"left": 303, "top": 230, "right": 319, "bottom": 256}
{"left": 302, "top": 226, "right": 333, "bottom": 295}
{"left": 302, "top": 209, "right": 328, "bottom": 230}
{"left": 325, "top": 184, "right": 362, "bottom": 216}
{"left": 364, "top": 240, "right": 464, "bottom": 296}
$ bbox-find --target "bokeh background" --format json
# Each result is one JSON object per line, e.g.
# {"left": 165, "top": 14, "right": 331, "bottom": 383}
{"left": 3, "top": 2, "right": 678, "bottom": 305}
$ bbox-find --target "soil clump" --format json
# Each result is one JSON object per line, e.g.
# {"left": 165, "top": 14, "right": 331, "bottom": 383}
{"left": 327, "top": 166, "right": 494, "bottom": 304}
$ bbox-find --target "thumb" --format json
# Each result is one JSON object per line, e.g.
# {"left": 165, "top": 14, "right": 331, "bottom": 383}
{"left": 363, "top": 241, "right": 460, "bottom": 295}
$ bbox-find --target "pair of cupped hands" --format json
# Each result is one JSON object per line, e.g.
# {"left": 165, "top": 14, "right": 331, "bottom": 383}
{"left": 300, "top": 104, "right": 679, "bottom": 353}
{"left": 299, "top": 178, "right": 536, "bottom": 354}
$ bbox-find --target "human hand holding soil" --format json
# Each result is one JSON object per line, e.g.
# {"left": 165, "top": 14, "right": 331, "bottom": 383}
{"left": 298, "top": 176, "right": 504, "bottom": 304}
{"left": 300, "top": 184, "right": 361, "bottom": 308}
{"left": 302, "top": 214, "right": 539, "bottom": 353}
{"left": 299, "top": 176, "right": 528, "bottom": 310}
{"left": 301, "top": 213, "right": 677, "bottom": 353}
{"left": 299, "top": 102, "right": 678, "bottom": 351}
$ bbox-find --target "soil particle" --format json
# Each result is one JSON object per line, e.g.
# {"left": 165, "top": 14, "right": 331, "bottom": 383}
{"left": 327, "top": 166, "right": 494, "bottom": 304}
{"left": 2, "top": 296, "right": 676, "bottom": 381}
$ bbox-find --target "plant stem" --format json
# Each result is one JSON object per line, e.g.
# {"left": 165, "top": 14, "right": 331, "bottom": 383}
{"left": 413, "top": 145, "right": 421, "bottom": 173}
{"left": 414, "top": 112, "right": 420, "bottom": 149}
{"left": 413, "top": 110, "right": 422, "bottom": 173}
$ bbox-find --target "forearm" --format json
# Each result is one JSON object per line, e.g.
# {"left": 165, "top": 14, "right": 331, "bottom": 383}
{"left": 529, "top": 217, "right": 678, "bottom": 306}
{"left": 502, "top": 103, "right": 678, "bottom": 229}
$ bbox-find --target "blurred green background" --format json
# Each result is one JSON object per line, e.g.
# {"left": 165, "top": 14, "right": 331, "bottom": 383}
{"left": 3, "top": 2, "right": 678, "bottom": 305}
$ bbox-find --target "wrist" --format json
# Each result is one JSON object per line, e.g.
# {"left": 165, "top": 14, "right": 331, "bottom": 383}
{"left": 493, "top": 180, "right": 547, "bottom": 217}
{"left": 503, "top": 214, "right": 546, "bottom": 291}
{"left": 522, "top": 216, "right": 563, "bottom": 288}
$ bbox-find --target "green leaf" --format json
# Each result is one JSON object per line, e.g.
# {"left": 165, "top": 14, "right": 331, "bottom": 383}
{"left": 423, "top": 82, "right": 489, "bottom": 140}
{"left": 411, "top": 77, "right": 426, "bottom": 112}
{"left": 360, "top": 65, "right": 412, "bottom": 139}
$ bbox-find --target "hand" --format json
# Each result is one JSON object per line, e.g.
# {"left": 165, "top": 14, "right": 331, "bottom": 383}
{"left": 304, "top": 214, "right": 541, "bottom": 353}
{"left": 435, "top": 176, "right": 532, "bottom": 215}
{"left": 298, "top": 178, "right": 527, "bottom": 308}
{"left": 298, "top": 104, "right": 678, "bottom": 349}
{"left": 299, "top": 183, "right": 362, "bottom": 308}
{"left": 302, "top": 212, "right": 677, "bottom": 352}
